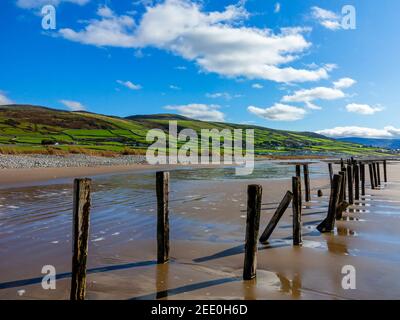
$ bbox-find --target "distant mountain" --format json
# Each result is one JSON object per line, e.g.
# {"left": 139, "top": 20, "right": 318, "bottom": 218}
{"left": 0, "top": 104, "right": 391, "bottom": 156}
{"left": 337, "top": 137, "right": 400, "bottom": 150}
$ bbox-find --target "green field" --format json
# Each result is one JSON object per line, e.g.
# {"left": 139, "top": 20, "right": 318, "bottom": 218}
{"left": 0, "top": 104, "right": 392, "bottom": 157}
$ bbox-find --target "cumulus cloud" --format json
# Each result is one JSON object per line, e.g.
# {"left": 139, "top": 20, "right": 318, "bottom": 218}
{"left": 60, "top": 100, "right": 86, "bottom": 111}
{"left": 59, "top": 1, "right": 333, "bottom": 83}
{"left": 169, "top": 84, "right": 181, "bottom": 90}
{"left": 252, "top": 83, "right": 263, "bottom": 89}
{"left": 282, "top": 87, "right": 345, "bottom": 103}
{"left": 248, "top": 103, "right": 306, "bottom": 121}
{"left": 0, "top": 92, "right": 13, "bottom": 105}
{"left": 311, "top": 6, "right": 341, "bottom": 30}
{"left": 345, "top": 103, "right": 383, "bottom": 115}
{"left": 281, "top": 78, "right": 355, "bottom": 108}
{"left": 165, "top": 103, "right": 225, "bottom": 121}
{"left": 333, "top": 77, "right": 356, "bottom": 89}
{"left": 117, "top": 80, "right": 142, "bottom": 90}
{"left": 17, "top": 0, "right": 89, "bottom": 9}
{"left": 316, "top": 126, "right": 400, "bottom": 138}
{"left": 206, "top": 92, "right": 242, "bottom": 100}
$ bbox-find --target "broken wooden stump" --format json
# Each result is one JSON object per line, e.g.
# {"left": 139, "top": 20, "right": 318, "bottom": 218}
{"left": 317, "top": 174, "right": 342, "bottom": 233}
{"left": 259, "top": 191, "right": 293, "bottom": 244}
{"left": 354, "top": 163, "right": 360, "bottom": 201}
{"left": 292, "top": 177, "right": 302, "bottom": 246}
{"left": 70, "top": 178, "right": 92, "bottom": 301}
{"left": 243, "top": 184, "right": 262, "bottom": 280}
{"left": 303, "top": 164, "right": 311, "bottom": 202}
{"left": 347, "top": 165, "right": 354, "bottom": 205}
{"left": 156, "top": 171, "right": 170, "bottom": 264}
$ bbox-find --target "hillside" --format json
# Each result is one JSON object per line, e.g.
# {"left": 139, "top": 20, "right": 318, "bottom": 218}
{"left": 0, "top": 104, "right": 390, "bottom": 157}
{"left": 338, "top": 137, "right": 400, "bottom": 150}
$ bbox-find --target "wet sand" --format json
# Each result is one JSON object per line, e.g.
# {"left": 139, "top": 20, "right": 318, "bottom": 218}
{"left": 1, "top": 162, "right": 400, "bottom": 300}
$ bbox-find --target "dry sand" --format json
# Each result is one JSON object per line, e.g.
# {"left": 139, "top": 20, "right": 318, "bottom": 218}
{"left": 1, "top": 161, "right": 400, "bottom": 300}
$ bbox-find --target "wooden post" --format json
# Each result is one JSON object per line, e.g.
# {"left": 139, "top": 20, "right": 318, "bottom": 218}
{"left": 377, "top": 162, "right": 381, "bottom": 186}
{"left": 156, "top": 171, "right": 170, "bottom": 264}
{"left": 347, "top": 165, "right": 354, "bottom": 205}
{"left": 303, "top": 164, "right": 311, "bottom": 202}
{"left": 373, "top": 162, "right": 378, "bottom": 188}
{"left": 354, "top": 164, "right": 360, "bottom": 201}
{"left": 328, "top": 163, "right": 333, "bottom": 185}
{"left": 295, "top": 165, "right": 302, "bottom": 208}
{"left": 292, "top": 177, "right": 302, "bottom": 246}
{"left": 368, "top": 163, "right": 375, "bottom": 189}
{"left": 317, "top": 174, "right": 342, "bottom": 233}
{"left": 259, "top": 191, "right": 293, "bottom": 244}
{"left": 295, "top": 165, "right": 301, "bottom": 179}
{"left": 339, "top": 171, "right": 345, "bottom": 203}
{"left": 243, "top": 185, "right": 262, "bottom": 280}
{"left": 71, "top": 178, "right": 92, "bottom": 301}
{"left": 360, "top": 163, "right": 366, "bottom": 196}
{"left": 384, "top": 160, "right": 388, "bottom": 183}
{"left": 342, "top": 167, "right": 347, "bottom": 201}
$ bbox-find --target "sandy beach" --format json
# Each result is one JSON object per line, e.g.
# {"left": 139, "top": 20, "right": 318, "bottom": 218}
{"left": 1, "top": 160, "right": 400, "bottom": 300}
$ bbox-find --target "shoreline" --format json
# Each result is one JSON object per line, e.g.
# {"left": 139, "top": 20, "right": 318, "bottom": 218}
{"left": 0, "top": 153, "right": 334, "bottom": 187}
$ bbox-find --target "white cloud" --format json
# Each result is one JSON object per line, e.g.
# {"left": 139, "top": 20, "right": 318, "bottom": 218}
{"left": 248, "top": 103, "right": 306, "bottom": 121}
{"left": 205, "top": 92, "right": 242, "bottom": 100}
{"left": 169, "top": 84, "right": 181, "bottom": 90}
{"left": 60, "top": 100, "right": 86, "bottom": 111}
{"left": 165, "top": 103, "right": 225, "bottom": 122}
{"left": 345, "top": 103, "right": 383, "bottom": 115}
{"left": 333, "top": 77, "right": 356, "bottom": 89}
{"left": 59, "top": 1, "right": 333, "bottom": 83}
{"left": 274, "top": 3, "right": 281, "bottom": 14}
{"left": 0, "top": 92, "right": 13, "bottom": 105}
{"left": 17, "top": 0, "right": 89, "bottom": 9}
{"left": 60, "top": 6, "right": 136, "bottom": 48}
{"left": 175, "top": 66, "right": 187, "bottom": 70}
{"left": 316, "top": 126, "right": 400, "bottom": 138}
{"left": 311, "top": 6, "right": 342, "bottom": 30}
{"left": 252, "top": 83, "right": 263, "bottom": 89}
{"left": 282, "top": 86, "right": 345, "bottom": 103}
{"left": 117, "top": 80, "right": 142, "bottom": 90}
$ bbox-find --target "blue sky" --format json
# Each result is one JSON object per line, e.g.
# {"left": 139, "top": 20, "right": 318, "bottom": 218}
{"left": 0, "top": 0, "right": 399, "bottom": 138}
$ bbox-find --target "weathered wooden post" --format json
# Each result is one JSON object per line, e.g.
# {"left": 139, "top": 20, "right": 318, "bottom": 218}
{"left": 342, "top": 167, "right": 347, "bottom": 201}
{"left": 368, "top": 163, "right": 375, "bottom": 189}
{"left": 303, "top": 164, "right": 311, "bottom": 202}
{"left": 328, "top": 163, "right": 333, "bottom": 185}
{"left": 156, "top": 171, "right": 170, "bottom": 264}
{"left": 317, "top": 174, "right": 342, "bottom": 233}
{"left": 377, "top": 162, "right": 381, "bottom": 186}
{"left": 243, "top": 184, "right": 262, "bottom": 280}
{"left": 292, "top": 177, "right": 302, "bottom": 246}
{"left": 295, "top": 165, "right": 301, "bottom": 179}
{"left": 354, "top": 163, "right": 360, "bottom": 201}
{"left": 339, "top": 171, "right": 345, "bottom": 203}
{"left": 360, "top": 163, "right": 366, "bottom": 196}
{"left": 71, "top": 178, "right": 92, "bottom": 301}
{"left": 373, "top": 162, "right": 378, "bottom": 188}
{"left": 383, "top": 160, "right": 388, "bottom": 183}
{"left": 347, "top": 165, "right": 354, "bottom": 205}
{"left": 259, "top": 191, "right": 293, "bottom": 244}
{"left": 295, "top": 164, "right": 302, "bottom": 207}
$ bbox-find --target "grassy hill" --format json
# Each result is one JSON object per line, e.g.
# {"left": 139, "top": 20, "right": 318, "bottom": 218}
{"left": 0, "top": 104, "right": 390, "bottom": 157}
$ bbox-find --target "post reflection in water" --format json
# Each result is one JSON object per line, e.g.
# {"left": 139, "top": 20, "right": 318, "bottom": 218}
{"left": 155, "top": 263, "right": 170, "bottom": 300}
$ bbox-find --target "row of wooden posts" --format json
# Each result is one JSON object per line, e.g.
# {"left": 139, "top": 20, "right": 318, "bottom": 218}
{"left": 68, "top": 159, "right": 390, "bottom": 299}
